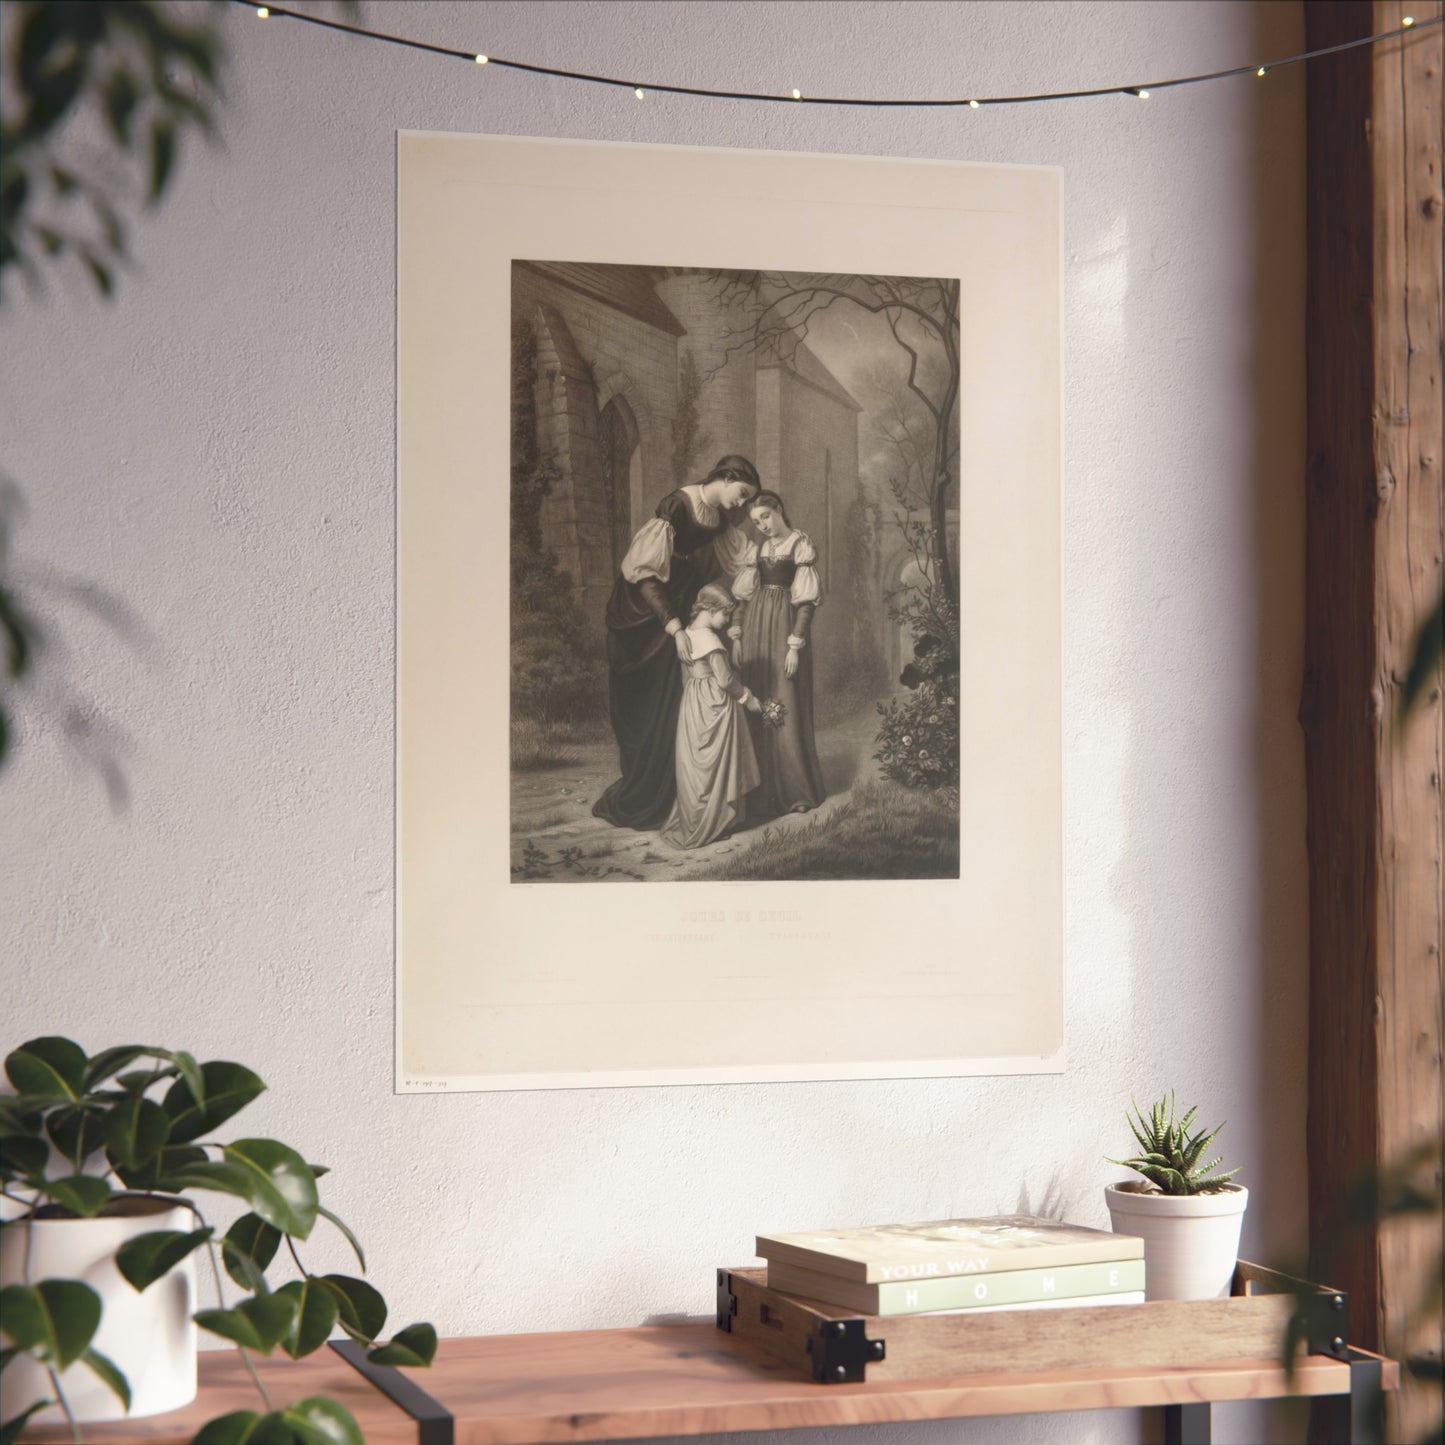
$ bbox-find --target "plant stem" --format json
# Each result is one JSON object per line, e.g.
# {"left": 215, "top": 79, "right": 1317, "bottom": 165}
{"left": 201, "top": 1224, "right": 273, "bottom": 1412}
{"left": 45, "top": 1364, "right": 81, "bottom": 1445}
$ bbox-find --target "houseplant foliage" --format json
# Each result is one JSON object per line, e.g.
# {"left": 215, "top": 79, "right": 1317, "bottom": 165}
{"left": 0, "top": 1036, "right": 436, "bottom": 1444}
{"left": 1108, "top": 1092, "right": 1242, "bottom": 1196}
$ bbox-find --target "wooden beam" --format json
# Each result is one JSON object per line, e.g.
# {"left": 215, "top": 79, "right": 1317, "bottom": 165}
{"left": 1303, "top": 2, "right": 1444, "bottom": 1439}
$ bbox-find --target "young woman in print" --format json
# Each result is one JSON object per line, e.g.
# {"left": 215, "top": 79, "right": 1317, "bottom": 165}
{"left": 592, "top": 456, "right": 759, "bottom": 830}
{"left": 660, "top": 583, "right": 763, "bottom": 850}
{"left": 731, "top": 490, "right": 827, "bottom": 818}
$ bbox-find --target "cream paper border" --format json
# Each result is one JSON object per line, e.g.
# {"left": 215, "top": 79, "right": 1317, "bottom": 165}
{"left": 397, "top": 132, "right": 1063, "bottom": 1092}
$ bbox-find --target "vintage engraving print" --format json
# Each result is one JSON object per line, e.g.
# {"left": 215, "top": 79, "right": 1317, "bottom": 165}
{"left": 399, "top": 134, "right": 1062, "bottom": 1090}
{"left": 509, "top": 261, "right": 962, "bottom": 885}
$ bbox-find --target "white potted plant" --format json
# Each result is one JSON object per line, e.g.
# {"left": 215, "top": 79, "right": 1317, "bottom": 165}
{"left": 1, "top": 1036, "right": 437, "bottom": 1442}
{"left": 1104, "top": 1092, "right": 1248, "bottom": 1301}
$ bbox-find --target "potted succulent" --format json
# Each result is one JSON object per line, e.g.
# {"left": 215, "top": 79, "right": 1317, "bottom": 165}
{"left": 0, "top": 1036, "right": 436, "bottom": 1443}
{"left": 1104, "top": 1092, "right": 1248, "bottom": 1301}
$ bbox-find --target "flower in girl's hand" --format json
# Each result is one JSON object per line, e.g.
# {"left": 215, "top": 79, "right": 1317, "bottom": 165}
{"left": 760, "top": 698, "right": 787, "bottom": 730}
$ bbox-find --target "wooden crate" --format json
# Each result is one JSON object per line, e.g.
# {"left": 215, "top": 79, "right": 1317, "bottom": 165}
{"left": 717, "top": 1261, "right": 1353, "bottom": 1384}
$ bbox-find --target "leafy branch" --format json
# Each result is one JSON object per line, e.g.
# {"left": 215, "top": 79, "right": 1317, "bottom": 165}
{"left": 0, "top": 1036, "right": 436, "bottom": 1444}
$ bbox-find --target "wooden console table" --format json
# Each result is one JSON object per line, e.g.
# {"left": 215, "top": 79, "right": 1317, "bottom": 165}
{"left": 22, "top": 1321, "right": 1397, "bottom": 1445}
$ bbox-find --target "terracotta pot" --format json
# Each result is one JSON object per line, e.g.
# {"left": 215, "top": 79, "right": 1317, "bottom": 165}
{"left": 1104, "top": 1180, "right": 1248, "bottom": 1301}
{"left": 0, "top": 1193, "right": 198, "bottom": 1422}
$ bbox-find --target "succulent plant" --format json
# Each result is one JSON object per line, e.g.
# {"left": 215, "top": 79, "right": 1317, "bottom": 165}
{"left": 1109, "top": 1092, "right": 1241, "bottom": 1196}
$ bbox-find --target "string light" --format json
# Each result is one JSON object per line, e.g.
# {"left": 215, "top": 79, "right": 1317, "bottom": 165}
{"left": 235, "top": 2, "right": 1440, "bottom": 110}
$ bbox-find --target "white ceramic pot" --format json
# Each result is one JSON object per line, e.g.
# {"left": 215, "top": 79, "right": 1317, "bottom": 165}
{"left": 1104, "top": 1181, "right": 1249, "bottom": 1301}
{"left": 0, "top": 1194, "right": 198, "bottom": 1422}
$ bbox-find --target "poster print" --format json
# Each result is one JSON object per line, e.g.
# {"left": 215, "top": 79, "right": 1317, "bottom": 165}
{"left": 510, "top": 262, "right": 961, "bottom": 883}
{"left": 398, "top": 134, "right": 1062, "bottom": 1090}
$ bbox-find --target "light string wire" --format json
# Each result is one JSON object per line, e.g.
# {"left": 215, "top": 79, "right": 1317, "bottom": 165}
{"left": 234, "top": 1, "right": 1440, "bottom": 107}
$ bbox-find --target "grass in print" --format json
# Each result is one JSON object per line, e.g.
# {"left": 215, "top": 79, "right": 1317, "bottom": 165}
{"left": 511, "top": 716, "right": 611, "bottom": 772}
{"left": 695, "top": 777, "right": 957, "bottom": 882}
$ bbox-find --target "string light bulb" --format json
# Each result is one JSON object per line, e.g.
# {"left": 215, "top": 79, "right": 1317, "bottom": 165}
{"left": 1256, "top": 66, "right": 1267, "bottom": 77}
{"left": 792, "top": 88, "right": 802, "bottom": 100}
{"left": 1402, "top": 14, "right": 1415, "bottom": 24}
{"left": 255, "top": 4, "right": 268, "bottom": 14}
{"left": 1136, "top": 88, "right": 1150, "bottom": 100}
{"left": 475, "top": 53, "right": 488, "bottom": 64}
{"left": 634, "top": 86, "right": 644, "bottom": 100}
{"left": 968, "top": 99, "right": 980, "bottom": 109}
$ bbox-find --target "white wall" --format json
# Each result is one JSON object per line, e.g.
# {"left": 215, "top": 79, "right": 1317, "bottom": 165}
{"left": 1, "top": 3, "right": 1307, "bottom": 1442}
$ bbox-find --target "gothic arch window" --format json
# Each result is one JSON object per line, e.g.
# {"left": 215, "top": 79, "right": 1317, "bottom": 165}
{"left": 598, "top": 395, "right": 641, "bottom": 575}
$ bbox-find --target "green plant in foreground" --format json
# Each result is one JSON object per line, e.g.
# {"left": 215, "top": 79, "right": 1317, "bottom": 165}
{"left": 0, "top": 1036, "right": 436, "bottom": 1444}
{"left": 1108, "top": 1091, "right": 1242, "bottom": 1196}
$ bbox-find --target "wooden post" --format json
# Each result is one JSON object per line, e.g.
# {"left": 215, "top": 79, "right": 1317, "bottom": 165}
{"left": 1303, "top": 3, "right": 1444, "bottom": 1440}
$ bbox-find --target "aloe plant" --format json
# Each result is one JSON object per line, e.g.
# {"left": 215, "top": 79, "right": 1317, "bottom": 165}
{"left": 1109, "top": 1092, "right": 1241, "bottom": 1196}
{"left": 0, "top": 1036, "right": 436, "bottom": 1444}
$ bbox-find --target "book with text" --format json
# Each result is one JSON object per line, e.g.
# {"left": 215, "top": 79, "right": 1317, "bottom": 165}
{"left": 766, "top": 1256, "right": 1146, "bottom": 1315}
{"left": 756, "top": 1215, "right": 1143, "bottom": 1284}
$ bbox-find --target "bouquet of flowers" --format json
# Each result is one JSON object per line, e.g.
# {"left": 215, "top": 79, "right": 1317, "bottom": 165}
{"left": 760, "top": 697, "right": 787, "bottom": 730}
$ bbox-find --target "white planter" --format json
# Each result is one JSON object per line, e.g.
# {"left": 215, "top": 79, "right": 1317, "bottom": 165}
{"left": 0, "top": 1194, "right": 198, "bottom": 1423}
{"left": 1104, "top": 1181, "right": 1249, "bottom": 1301}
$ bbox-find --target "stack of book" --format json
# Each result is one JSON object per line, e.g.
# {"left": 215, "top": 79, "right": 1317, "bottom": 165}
{"left": 756, "top": 1215, "right": 1145, "bottom": 1316}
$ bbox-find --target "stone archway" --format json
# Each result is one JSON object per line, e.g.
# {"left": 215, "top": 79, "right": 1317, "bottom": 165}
{"left": 597, "top": 394, "right": 641, "bottom": 576}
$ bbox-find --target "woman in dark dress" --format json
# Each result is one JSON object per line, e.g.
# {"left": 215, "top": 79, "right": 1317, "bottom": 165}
{"left": 731, "top": 490, "right": 827, "bottom": 817}
{"left": 592, "top": 456, "right": 760, "bottom": 829}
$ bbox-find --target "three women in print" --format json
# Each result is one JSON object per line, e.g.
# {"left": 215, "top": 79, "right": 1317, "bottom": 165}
{"left": 595, "top": 458, "right": 827, "bottom": 849}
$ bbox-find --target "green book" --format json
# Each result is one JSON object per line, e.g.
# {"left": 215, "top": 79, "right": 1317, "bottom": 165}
{"left": 766, "top": 1256, "right": 1146, "bottom": 1315}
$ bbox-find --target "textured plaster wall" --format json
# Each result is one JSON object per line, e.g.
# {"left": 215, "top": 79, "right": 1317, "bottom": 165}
{"left": 1, "top": 3, "right": 1307, "bottom": 1442}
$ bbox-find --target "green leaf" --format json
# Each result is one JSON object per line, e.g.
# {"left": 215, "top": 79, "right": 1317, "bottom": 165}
{"left": 223, "top": 1213, "right": 281, "bottom": 1289}
{"left": 276, "top": 1278, "right": 339, "bottom": 1359}
{"left": 195, "top": 1292, "right": 298, "bottom": 1355}
{"left": 113, "top": 1142, "right": 207, "bottom": 1192}
{"left": 81, "top": 1346, "right": 131, "bottom": 1410}
{"left": 318, "top": 1206, "right": 365, "bottom": 1273}
{"left": 85, "top": 1046, "right": 202, "bottom": 1108}
{"left": 5, "top": 1037, "right": 87, "bottom": 1099}
{"left": 192, "top": 1410, "right": 298, "bottom": 1445}
{"left": 168, "top": 1051, "right": 205, "bottom": 1111}
{"left": 148, "top": 118, "right": 176, "bottom": 202}
{"left": 82, "top": 253, "right": 113, "bottom": 297}
{"left": 220, "top": 1139, "right": 318, "bottom": 1240}
{"left": 103, "top": 1094, "right": 171, "bottom": 1169}
{"left": 162, "top": 1061, "right": 264, "bottom": 1144}
{"left": 0, "top": 1134, "right": 48, "bottom": 1181}
{"left": 0, "top": 1280, "right": 101, "bottom": 1368}
{"left": 1, "top": 1400, "right": 53, "bottom": 1444}
{"left": 282, "top": 1397, "right": 365, "bottom": 1445}
{"left": 45, "top": 1104, "right": 108, "bottom": 1167}
{"left": 116, "top": 1226, "right": 213, "bottom": 1291}
{"left": 0, "top": 1097, "right": 43, "bottom": 1137}
{"left": 366, "top": 1322, "right": 437, "bottom": 1368}
{"left": 1399, "top": 587, "right": 1443, "bottom": 721}
{"left": 102, "top": 69, "right": 140, "bottom": 144}
{"left": 35, "top": 1173, "right": 112, "bottom": 1216}
{"left": 318, "top": 1275, "right": 385, "bottom": 1346}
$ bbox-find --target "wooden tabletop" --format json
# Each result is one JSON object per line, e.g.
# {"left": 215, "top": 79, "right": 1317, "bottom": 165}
{"left": 20, "top": 1348, "right": 416, "bottom": 1445}
{"left": 20, "top": 1323, "right": 1398, "bottom": 1445}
